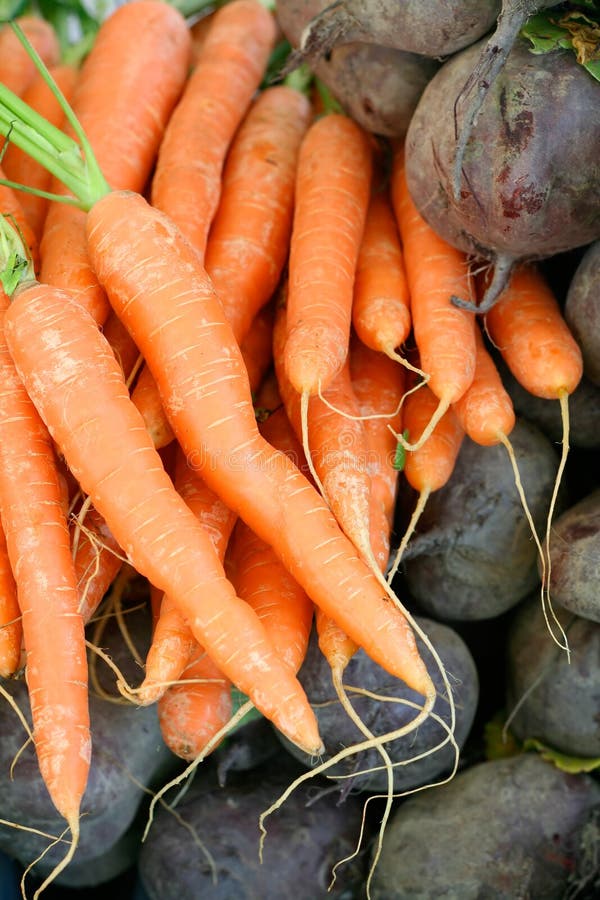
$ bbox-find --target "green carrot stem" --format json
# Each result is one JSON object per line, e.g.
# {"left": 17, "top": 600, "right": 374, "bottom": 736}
{"left": 0, "top": 213, "right": 35, "bottom": 295}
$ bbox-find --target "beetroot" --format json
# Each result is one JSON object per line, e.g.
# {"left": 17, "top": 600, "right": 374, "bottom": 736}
{"left": 405, "top": 36, "right": 600, "bottom": 313}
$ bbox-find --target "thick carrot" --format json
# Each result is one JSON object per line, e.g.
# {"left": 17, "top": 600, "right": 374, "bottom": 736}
{"left": 4, "top": 276, "right": 322, "bottom": 757}
{"left": 1, "top": 63, "right": 78, "bottom": 241}
{"left": 349, "top": 334, "right": 406, "bottom": 571}
{"left": 0, "top": 521, "right": 21, "bottom": 678}
{"left": 204, "top": 84, "right": 312, "bottom": 344}
{"left": 452, "top": 324, "right": 516, "bottom": 446}
{"left": 484, "top": 264, "right": 583, "bottom": 401}
{"left": 151, "top": 0, "right": 277, "bottom": 258}
{"left": 0, "top": 16, "right": 59, "bottom": 98}
{"left": 86, "top": 191, "right": 433, "bottom": 700}
{"left": 351, "top": 186, "right": 412, "bottom": 361}
{"left": 39, "top": 0, "right": 192, "bottom": 324}
{"left": 284, "top": 113, "right": 373, "bottom": 399}
{"left": 388, "top": 380, "right": 465, "bottom": 582}
{"left": 0, "top": 290, "right": 89, "bottom": 854}
{"left": 391, "top": 144, "right": 476, "bottom": 448}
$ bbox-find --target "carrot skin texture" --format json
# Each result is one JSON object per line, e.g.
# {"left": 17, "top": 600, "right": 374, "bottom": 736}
{"left": 1, "top": 64, "right": 78, "bottom": 242}
{"left": 5, "top": 282, "right": 322, "bottom": 756}
{"left": 0, "top": 520, "right": 21, "bottom": 678}
{"left": 484, "top": 265, "right": 583, "bottom": 400}
{"left": 391, "top": 147, "right": 476, "bottom": 404}
{"left": 284, "top": 114, "right": 374, "bottom": 395}
{"left": 86, "top": 191, "right": 433, "bottom": 699}
{"left": 404, "top": 384, "right": 465, "bottom": 494}
{"left": 0, "top": 16, "right": 60, "bottom": 98}
{"left": 352, "top": 188, "right": 411, "bottom": 354}
{"left": 204, "top": 84, "right": 312, "bottom": 344}
{"left": 151, "top": 0, "right": 277, "bottom": 257}
{"left": 452, "top": 325, "right": 516, "bottom": 446}
{"left": 39, "top": 0, "right": 192, "bottom": 325}
{"left": 0, "top": 292, "right": 89, "bottom": 822}
{"left": 72, "top": 507, "right": 124, "bottom": 624}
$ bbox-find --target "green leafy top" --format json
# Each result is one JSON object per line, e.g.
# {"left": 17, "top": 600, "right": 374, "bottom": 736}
{"left": 521, "top": 4, "right": 600, "bottom": 81}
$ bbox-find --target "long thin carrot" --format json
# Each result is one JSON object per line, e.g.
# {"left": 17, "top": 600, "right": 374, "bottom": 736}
{"left": 349, "top": 334, "right": 406, "bottom": 571}
{"left": 2, "top": 258, "right": 322, "bottom": 758}
{"left": 390, "top": 144, "right": 476, "bottom": 450}
{"left": 86, "top": 191, "right": 433, "bottom": 701}
{"left": 72, "top": 504, "right": 123, "bottom": 625}
{"left": 387, "top": 380, "right": 465, "bottom": 583}
{"left": 0, "top": 16, "right": 59, "bottom": 98}
{"left": 1, "top": 63, "right": 78, "bottom": 241}
{"left": 39, "top": 0, "right": 192, "bottom": 324}
{"left": 0, "top": 287, "right": 88, "bottom": 879}
{"left": 204, "top": 83, "right": 312, "bottom": 344}
{"left": 0, "top": 167, "right": 38, "bottom": 268}
{"left": 0, "top": 521, "right": 21, "bottom": 678}
{"left": 351, "top": 185, "right": 413, "bottom": 369}
{"left": 151, "top": 0, "right": 277, "bottom": 258}
{"left": 283, "top": 112, "right": 373, "bottom": 400}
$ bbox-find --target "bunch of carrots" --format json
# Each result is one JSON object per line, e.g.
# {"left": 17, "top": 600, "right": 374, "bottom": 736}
{"left": 0, "top": 0, "right": 585, "bottom": 893}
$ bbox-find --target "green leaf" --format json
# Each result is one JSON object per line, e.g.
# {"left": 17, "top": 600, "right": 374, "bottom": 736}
{"left": 521, "top": 12, "right": 574, "bottom": 54}
{"left": 483, "top": 712, "right": 522, "bottom": 761}
{"left": 521, "top": 8, "right": 600, "bottom": 82}
{"left": 523, "top": 738, "right": 600, "bottom": 773}
{"left": 392, "top": 430, "right": 410, "bottom": 471}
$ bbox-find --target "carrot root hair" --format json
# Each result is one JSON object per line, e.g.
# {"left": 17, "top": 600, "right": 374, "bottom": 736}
{"left": 386, "top": 487, "right": 431, "bottom": 585}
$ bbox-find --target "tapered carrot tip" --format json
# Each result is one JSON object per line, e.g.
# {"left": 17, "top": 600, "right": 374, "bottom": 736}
{"left": 284, "top": 322, "right": 347, "bottom": 396}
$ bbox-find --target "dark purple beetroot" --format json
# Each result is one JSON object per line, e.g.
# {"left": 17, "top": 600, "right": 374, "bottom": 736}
{"left": 405, "top": 36, "right": 600, "bottom": 313}
{"left": 565, "top": 239, "right": 600, "bottom": 386}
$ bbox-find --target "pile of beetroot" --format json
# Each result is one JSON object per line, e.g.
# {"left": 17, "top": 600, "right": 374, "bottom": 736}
{"left": 0, "top": 2, "right": 598, "bottom": 898}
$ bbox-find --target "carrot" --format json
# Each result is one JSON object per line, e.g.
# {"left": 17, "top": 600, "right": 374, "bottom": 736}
{"left": 204, "top": 83, "right": 312, "bottom": 344}
{"left": 0, "top": 287, "right": 88, "bottom": 882}
{"left": 4, "top": 276, "right": 322, "bottom": 757}
{"left": 85, "top": 190, "right": 433, "bottom": 700}
{"left": 452, "top": 323, "right": 516, "bottom": 447}
{"left": 0, "top": 520, "right": 21, "bottom": 678}
{"left": 72, "top": 504, "right": 124, "bottom": 625}
{"left": 102, "top": 310, "right": 141, "bottom": 382}
{"left": 0, "top": 167, "right": 39, "bottom": 268}
{"left": 227, "top": 518, "right": 314, "bottom": 675}
{"left": 0, "top": 16, "right": 59, "bottom": 98}
{"left": 390, "top": 144, "right": 476, "bottom": 450}
{"left": 239, "top": 302, "right": 276, "bottom": 396}
{"left": 39, "top": 0, "right": 192, "bottom": 325}
{"left": 349, "top": 333, "right": 406, "bottom": 571}
{"left": 138, "top": 445, "right": 237, "bottom": 706}
{"left": 274, "top": 304, "right": 377, "bottom": 568}
{"left": 151, "top": 0, "right": 277, "bottom": 258}
{"left": 484, "top": 262, "right": 583, "bottom": 653}
{"left": 351, "top": 185, "right": 413, "bottom": 369}
{"left": 131, "top": 364, "right": 176, "bottom": 451}
{"left": 1, "top": 63, "right": 78, "bottom": 241}
{"left": 388, "top": 379, "right": 465, "bottom": 583}
{"left": 283, "top": 113, "right": 373, "bottom": 401}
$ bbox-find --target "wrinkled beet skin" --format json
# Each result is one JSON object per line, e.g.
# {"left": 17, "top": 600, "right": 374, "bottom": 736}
{"left": 370, "top": 754, "right": 600, "bottom": 899}
{"left": 277, "top": 617, "right": 479, "bottom": 793}
{"left": 401, "top": 419, "right": 563, "bottom": 621}
{"left": 506, "top": 595, "right": 600, "bottom": 756}
{"left": 276, "top": 0, "right": 500, "bottom": 57}
{"left": 405, "top": 38, "right": 600, "bottom": 261}
{"left": 565, "top": 240, "right": 600, "bottom": 386}
{"left": 547, "top": 488, "right": 600, "bottom": 623}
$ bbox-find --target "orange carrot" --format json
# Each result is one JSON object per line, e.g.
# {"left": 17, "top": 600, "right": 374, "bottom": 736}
{"left": 352, "top": 185, "right": 412, "bottom": 362}
{"left": 283, "top": 113, "right": 373, "bottom": 399}
{"left": 0, "top": 16, "right": 59, "bottom": 98}
{"left": 4, "top": 273, "right": 322, "bottom": 757}
{"left": 102, "top": 310, "right": 141, "bottom": 382}
{"left": 39, "top": 0, "right": 192, "bottom": 324}
{"left": 0, "top": 521, "right": 21, "bottom": 678}
{"left": 388, "top": 380, "right": 465, "bottom": 582}
{"left": 138, "top": 445, "right": 237, "bottom": 705}
{"left": 0, "top": 166, "right": 39, "bottom": 268}
{"left": 151, "top": 0, "right": 277, "bottom": 258}
{"left": 239, "top": 303, "right": 276, "bottom": 396}
{"left": 1, "top": 63, "right": 78, "bottom": 241}
{"left": 204, "top": 84, "right": 312, "bottom": 344}
{"left": 274, "top": 305, "right": 376, "bottom": 567}
{"left": 349, "top": 333, "right": 406, "bottom": 571}
{"left": 391, "top": 144, "right": 476, "bottom": 448}
{"left": 452, "top": 323, "right": 516, "bottom": 446}
{"left": 0, "top": 290, "right": 89, "bottom": 860}
{"left": 484, "top": 264, "right": 583, "bottom": 401}
{"left": 131, "top": 364, "right": 176, "bottom": 451}
{"left": 86, "top": 190, "right": 433, "bottom": 701}
{"left": 72, "top": 505, "right": 124, "bottom": 625}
